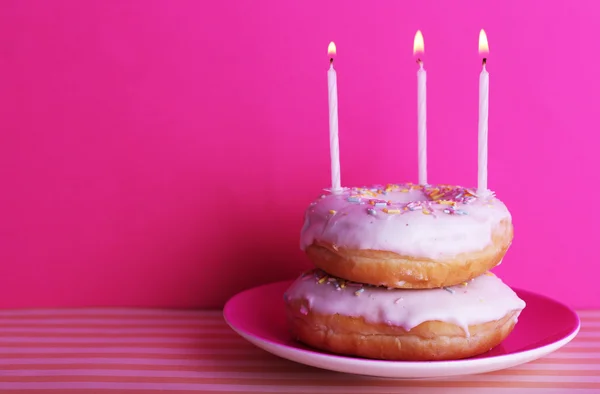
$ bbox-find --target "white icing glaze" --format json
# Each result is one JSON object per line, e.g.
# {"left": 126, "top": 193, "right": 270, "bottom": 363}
{"left": 285, "top": 270, "right": 526, "bottom": 335}
{"left": 300, "top": 184, "right": 511, "bottom": 259}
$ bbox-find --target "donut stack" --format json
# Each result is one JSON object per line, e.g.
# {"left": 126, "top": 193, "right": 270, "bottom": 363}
{"left": 284, "top": 183, "right": 526, "bottom": 361}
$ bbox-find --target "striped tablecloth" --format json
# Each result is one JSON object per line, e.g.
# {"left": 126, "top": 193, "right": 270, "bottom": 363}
{"left": 0, "top": 309, "right": 596, "bottom": 393}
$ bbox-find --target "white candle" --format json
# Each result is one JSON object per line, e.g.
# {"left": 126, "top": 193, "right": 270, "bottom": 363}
{"left": 327, "top": 42, "right": 341, "bottom": 193}
{"left": 478, "top": 29, "right": 489, "bottom": 195}
{"left": 414, "top": 31, "right": 427, "bottom": 185}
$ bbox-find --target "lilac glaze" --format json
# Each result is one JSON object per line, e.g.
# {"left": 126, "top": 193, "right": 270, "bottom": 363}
{"left": 300, "top": 184, "right": 511, "bottom": 259}
{"left": 285, "top": 270, "right": 525, "bottom": 335}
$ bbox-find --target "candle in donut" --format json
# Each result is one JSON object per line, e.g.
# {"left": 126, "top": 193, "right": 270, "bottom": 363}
{"left": 414, "top": 30, "right": 427, "bottom": 186}
{"left": 478, "top": 29, "right": 489, "bottom": 195}
{"left": 327, "top": 41, "right": 342, "bottom": 193}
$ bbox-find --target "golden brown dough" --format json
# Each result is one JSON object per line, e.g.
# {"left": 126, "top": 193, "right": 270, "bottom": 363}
{"left": 286, "top": 299, "right": 519, "bottom": 361}
{"left": 305, "top": 219, "right": 513, "bottom": 289}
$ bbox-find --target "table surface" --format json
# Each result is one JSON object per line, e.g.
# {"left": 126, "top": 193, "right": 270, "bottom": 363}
{"left": 0, "top": 308, "right": 597, "bottom": 393}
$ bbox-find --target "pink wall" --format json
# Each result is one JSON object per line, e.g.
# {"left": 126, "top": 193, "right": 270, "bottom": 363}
{"left": 1, "top": 0, "right": 598, "bottom": 308}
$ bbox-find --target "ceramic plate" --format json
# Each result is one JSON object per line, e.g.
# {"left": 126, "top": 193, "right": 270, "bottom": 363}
{"left": 223, "top": 280, "right": 580, "bottom": 378}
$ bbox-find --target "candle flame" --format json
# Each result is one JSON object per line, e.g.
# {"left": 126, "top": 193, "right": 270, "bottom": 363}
{"left": 479, "top": 29, "right": 489, "bottom": 54}
{"left": 328, "top": 41, "right": 337, "bottom": 57}
{"left": 413, "top": 30, "right": 424, "bottom": 54}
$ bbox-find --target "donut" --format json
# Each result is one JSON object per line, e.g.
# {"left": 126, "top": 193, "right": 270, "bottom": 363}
{"left": 300, "top": 183, "right": 513, "bottom": 288}
{"left": 284, "top": 269, "right": 526, "bottom": 361}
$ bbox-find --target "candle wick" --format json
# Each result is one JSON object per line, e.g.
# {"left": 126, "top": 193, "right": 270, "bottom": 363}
{"left": 330, "top": 58, "right": 334, "bottom": 65}
{"left": 417, "top": 58, "right": 422, "bottom": 66}
{"left": 482, "top": 58, "right": 487, "bottom": 66}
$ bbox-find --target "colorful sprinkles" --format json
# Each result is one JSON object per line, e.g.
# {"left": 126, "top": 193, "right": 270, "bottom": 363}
{"left": 306, "top": 269, "right": 463, "bottom": 299}
{"left": 308, "top": 270, "right": 366, "bottom": 296}
{"left": 312, "top": 183, "right": 492, "bottom": 218}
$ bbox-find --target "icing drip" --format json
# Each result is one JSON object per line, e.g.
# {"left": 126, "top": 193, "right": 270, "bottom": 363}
{"left": 285, "top": 270, "right": 526, "bottom": 336}
{"left": 300, "top": 183, "right": 511, "bottom": 259}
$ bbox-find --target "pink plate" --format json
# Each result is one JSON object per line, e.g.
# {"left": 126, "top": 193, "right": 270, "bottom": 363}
{"left": 223, "top": 280, "right": 580, "bottom": 379}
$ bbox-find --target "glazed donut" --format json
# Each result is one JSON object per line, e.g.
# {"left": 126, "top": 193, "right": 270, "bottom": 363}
{"left": 284, "top": 269, "right": 525, "bottom": 361}
{"left": 300, "top": 183, "right": 513, "bottom": 288}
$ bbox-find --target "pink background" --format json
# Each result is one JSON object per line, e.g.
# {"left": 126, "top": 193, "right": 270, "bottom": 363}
{"left": 0, "top": 0, "right": 598, "bottom": 308}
